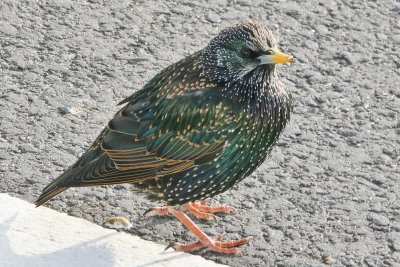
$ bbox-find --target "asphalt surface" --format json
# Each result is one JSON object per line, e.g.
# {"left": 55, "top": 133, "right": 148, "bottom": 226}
{"left": 1, "top": 0, "right": 399, "bottom": 266}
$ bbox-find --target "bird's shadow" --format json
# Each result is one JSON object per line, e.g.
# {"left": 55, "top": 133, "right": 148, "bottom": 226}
{"left": 0, "top": 213, "right": 117, "bottom": 267}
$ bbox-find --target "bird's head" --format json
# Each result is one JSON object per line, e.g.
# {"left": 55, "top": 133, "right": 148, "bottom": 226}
{"left": 202, "top": 22, "right": 294, "bottom": 84}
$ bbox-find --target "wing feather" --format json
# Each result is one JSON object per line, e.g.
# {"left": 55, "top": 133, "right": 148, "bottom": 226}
{"left": 36, "top": 52, "right": 240, "bottom": 206}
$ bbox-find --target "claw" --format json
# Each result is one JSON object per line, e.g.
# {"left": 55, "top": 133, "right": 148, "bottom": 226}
{"left": 211, "top": 214, "right": 220, "bottom": 223}
{"left": 143, "top": 206, "right": 169, "bottom": 217}
{"left": 225, "top": 206, "right": 237, "bottom": 214}
{"left": 164, "top": 242, "right": 179, "bottom": 251}
{"left": 142, "top": 208, "right": 153, "bottom": 217}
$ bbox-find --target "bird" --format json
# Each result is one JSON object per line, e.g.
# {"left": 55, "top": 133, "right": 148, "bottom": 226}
{"left": 36, "top": 22, "right": 294, "bottom": 254}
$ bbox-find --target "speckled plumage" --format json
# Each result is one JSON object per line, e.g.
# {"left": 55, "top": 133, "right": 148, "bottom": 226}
{"left": 36, "top": 22, "right": 293, "bottom": 207}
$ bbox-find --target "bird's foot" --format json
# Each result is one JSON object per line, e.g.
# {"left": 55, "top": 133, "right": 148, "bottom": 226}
{"left": 143, "top": 206, "right": 169, "bottom": 216}
{"left": 181, "top": 201, "right": 236, "bottom": 221}
{"left": 167, "top": 208, "right": 249, "bottom": 254}
{"left": 144, "top": 204, "right": 216, "bottom": 220}
{"left": 145, "top": 201, "right": 236, "bottom": 221}
{"left": 191, "top": 200, "right": 237, "bottom": 214}
{"left": 165, "top": 235, "right": 252, "bottom": 253}
{"left": 144, "top": 203, "right": 248, "bottom": 253}
{"left": 182, "top": 202, "right": 216, "bottom": 220}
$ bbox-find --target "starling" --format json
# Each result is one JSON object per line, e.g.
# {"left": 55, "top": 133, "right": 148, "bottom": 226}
{"left": 36, "top": 22, "right": 294, "bottom": 253}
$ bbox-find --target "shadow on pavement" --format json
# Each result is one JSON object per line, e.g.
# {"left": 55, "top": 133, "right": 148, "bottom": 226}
{"left": 0, "top": 213, "right": 117, "bottom": 267}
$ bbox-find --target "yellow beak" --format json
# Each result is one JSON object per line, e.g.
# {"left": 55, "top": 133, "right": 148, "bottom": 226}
{"left": 258, "top": 49, "right": 294, "bottom": 65}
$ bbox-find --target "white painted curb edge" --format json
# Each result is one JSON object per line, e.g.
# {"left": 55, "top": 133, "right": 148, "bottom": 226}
{"left": 0, "top": 193, "right": 228, "bottom": 267}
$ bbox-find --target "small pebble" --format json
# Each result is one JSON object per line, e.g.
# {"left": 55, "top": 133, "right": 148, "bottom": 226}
{"left": 104, "top": 216, "right": 133, "bottom": 230}
{"left": 322, "top": 256, "right": 334, "bottom": 265}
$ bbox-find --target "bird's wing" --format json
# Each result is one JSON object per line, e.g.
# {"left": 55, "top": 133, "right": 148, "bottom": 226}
{"left": 54, "top": 87, "right": 238, "bottom": 188}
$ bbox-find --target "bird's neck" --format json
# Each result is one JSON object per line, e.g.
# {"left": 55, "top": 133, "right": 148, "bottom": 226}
{"left": 223, "top": 67, "right": 288, "bottom": 116}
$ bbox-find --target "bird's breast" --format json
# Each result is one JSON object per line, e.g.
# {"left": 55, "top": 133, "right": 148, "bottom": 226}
{"left": 223, "top": 89, "right": 293, "bottom": 179}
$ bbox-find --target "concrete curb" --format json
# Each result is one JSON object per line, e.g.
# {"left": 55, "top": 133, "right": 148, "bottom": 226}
{"left": 0, "top": 194, "right": 227, "bottom": 267}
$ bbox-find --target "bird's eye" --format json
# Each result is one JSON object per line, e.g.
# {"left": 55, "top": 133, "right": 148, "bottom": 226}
{"left": 240, "top": 48, "right": 258, "bottom": 59}
{"left": 266, "top": 49, "right": 274, "bottom": 55}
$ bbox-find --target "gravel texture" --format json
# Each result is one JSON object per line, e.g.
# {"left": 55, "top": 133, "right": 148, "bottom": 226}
{"left": 1, "top": 0, "right": 399, "bottom": 266}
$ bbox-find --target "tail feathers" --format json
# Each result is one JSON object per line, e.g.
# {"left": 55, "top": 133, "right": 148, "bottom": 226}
{"left": 35, "top": 169, "right": 75, "bottom": 207}
{"left": 35, "top": 186, "right": 67, "bottom": 207}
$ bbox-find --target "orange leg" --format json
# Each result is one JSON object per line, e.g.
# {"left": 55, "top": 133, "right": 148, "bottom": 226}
{"left": 191, "top": 201, "right": 237, "bottom": 214}
{"left": 166, "top": 235, "right": 252, "bottom": 252}
{"left": 144, "top": 202, "right": 249, "bottom": 254}
{"left": 146, "top": 201, "right": 236, "bottom": 221}
{"left": 166, "top": 207, "right": 248, "bottom": 254}
{"left": 182, "top": 203, "right": 216, "bottom": 220}
{"left": 143, "top": 206, "right": 169, "bottom": 216}
{"left": 180, "top": 201, "right": 237, "bottom": 220}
